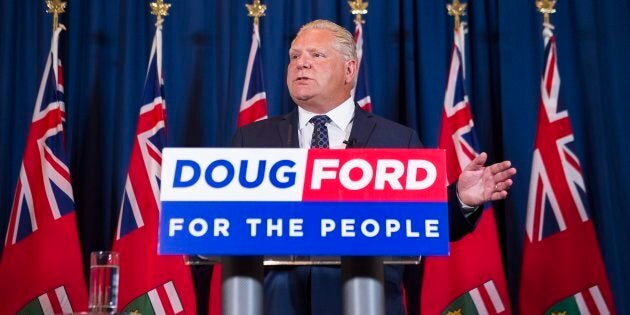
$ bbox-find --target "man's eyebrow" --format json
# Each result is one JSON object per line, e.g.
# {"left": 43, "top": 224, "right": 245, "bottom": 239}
{"left": 305, "top": 47, "right": 326, "bottom": 53}
{"left": 289, "top": 47, "right": 326, "bottom": 55}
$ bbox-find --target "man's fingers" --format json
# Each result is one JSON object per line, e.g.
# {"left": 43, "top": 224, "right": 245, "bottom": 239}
{"left": 465, "top": 152, "right": 487, "bottom": 171}
{"left": 493, "top": 167, "right": 517, "bottom": 182}
{"left": 494, "top": 179, "right": 513, "bottom": 192}
{"left": 490, "top": 190, "right": 509, "bottom": 200}
{"left": 476, "top": 152, "right": 488, "bottom": 164}
{"left": 489, "top": 160, "right": 512, "bottom": 175}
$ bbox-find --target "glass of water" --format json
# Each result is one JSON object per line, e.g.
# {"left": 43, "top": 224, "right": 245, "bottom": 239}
{"left": 88, "top": 251, "right": 119, "bottom": 314}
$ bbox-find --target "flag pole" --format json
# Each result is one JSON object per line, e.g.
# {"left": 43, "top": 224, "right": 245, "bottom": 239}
{"left": 221, "top": 3, "right": 269, "bottom": 313}
{"left": 345, "top": 6, "right": 387, "bottom": 313}
{"left": 536, "top": 0, "right": 557, "bottom": 26}
{"left": 446, "top": 0, "right": 467, "bottom": 31}
{"left": 447, "top": 0, "right": 468, "bottom": 76}
{"left": 348, "top": 0, "right": 368, "bottom": 24}
{"left": 348, "top": 0, "right": 374, "bottom": 112}
{"left": 150, "top": 0, "right": 171, "bottom": 26}
{"left": 45, "top": 0, "right": 66, "bottom": 31}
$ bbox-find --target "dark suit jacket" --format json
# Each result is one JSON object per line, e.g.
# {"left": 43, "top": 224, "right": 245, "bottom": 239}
{"left": 232, "top": 106, "right": 481, "bottom": 315}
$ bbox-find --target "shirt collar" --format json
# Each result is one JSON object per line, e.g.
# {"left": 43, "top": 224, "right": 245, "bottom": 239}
{"left": 297, "top": 97, "right": 355, "bottom": 130}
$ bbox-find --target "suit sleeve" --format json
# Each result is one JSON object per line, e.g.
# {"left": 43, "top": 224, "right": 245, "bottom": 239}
{"left": 408, "top": 130, "right": 422, "bottom": 148}
{"left": 447, "top": 182, "right": 482, "bottom": 241}
{"left": 231, "top": 128, "right": 244, "bottom": 147}
{"left": 407, "top": 128, "right": 480, "bottom": 241}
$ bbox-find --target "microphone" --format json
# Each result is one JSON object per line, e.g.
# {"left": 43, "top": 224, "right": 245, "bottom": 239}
{"left": 343, "top": 138, "right": 357, "bottom": 148}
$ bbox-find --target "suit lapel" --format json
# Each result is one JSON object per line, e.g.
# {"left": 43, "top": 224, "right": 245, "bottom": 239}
{"left": 277, "top": 108, "right": 300, "bottom": 148}
{"left": 348, "top": 105, "right": 376, "bottom": 148}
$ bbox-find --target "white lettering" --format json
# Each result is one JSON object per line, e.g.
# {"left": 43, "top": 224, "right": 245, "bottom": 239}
{"left": 246, "top": 218, "right": 262, "bottom": 236}
{"left": 406, "top": 219, "right": 420, "bottom": 238}
{"left": 339, "top": 159, "right": 373, "bottom": 190}
{"left": 375, "top": 160, "right": 404, "bottom": 190}
{"left": 311, "top": 159, "right": 339, "bottom": 189}
{"left": 321, "top": 219, "right": 336, "bottom": 237}
{"left": 267, "top": 218, "right": 283, "bottom": 237}
{"left": 169, "top": 218, "right": 184, "bottom": 236}
{"left": 425, "top": 219, "right": 439, "bottom": 237}
{"left": 341, "top": 219, "right": 356, "bottom": 237}
{"left": 214, "top": 218, "right": 230, "bottom": 237}
{"left": 361, "top": 219, "right": 380, "bottom": 237}
{"left": 406, "top": 160, "right": 437, "bottom": 190}
{"left": 289, "top": 219, "right": 303, "bottom": 237}
{"left": 189, "top": 218, "right": 208, "bottom": 237}
{"left": 385, "top": 219, "right": 401, "bottom": 237}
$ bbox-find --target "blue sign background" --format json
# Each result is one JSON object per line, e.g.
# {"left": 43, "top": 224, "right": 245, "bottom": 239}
{"left": 160, "top": 201, "right": 449, "bottom": 256}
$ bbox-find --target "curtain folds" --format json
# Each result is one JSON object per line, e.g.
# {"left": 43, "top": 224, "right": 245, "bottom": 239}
{"left": 1, "top": 0, "right": 628, "bottom": 312}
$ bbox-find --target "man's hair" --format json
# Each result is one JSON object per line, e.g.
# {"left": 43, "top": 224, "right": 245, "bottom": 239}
{"left": 295, "top": 19, "right": 357, "bottom": 61}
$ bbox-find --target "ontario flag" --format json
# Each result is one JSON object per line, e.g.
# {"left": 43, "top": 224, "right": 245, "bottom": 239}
{"left": 112, "top": 26, "right": 196, "bottom": 315}
{"left": 519, "top": 25, "right": 614, "bottom": 314}
{"left": 420, "top": 23, "right": 510, "bottom": 314}
{"left": 352, "top": 19, "right": 372, "bottom": 112}
{"left": 237, "top": 22, "right": 268, "bottom": 127}
{"left": 0, "top": 25, "right": 88, "bottom": 314}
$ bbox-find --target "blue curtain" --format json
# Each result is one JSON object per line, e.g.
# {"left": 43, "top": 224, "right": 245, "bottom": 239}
{"left": 1, "top": 0, "right": 628, "bottom": 313}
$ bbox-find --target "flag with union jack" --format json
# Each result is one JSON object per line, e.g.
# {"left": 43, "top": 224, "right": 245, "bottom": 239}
{"left": 420, "top": 23, "right": 511, "bottom": 315}
{"left": 237, "top": 22, "right": 268, "bottom": 127}
{"left": 112, "top": 25, "right": 196, "bottom": 314}
{"left": 352, "top": 19, "right": 372, "bottom": 112}
{"left": 0, "top": 25, "right": 88, "bottom": 314}
{"left": 519, "top": 25, "right": 614, "bottom": 314}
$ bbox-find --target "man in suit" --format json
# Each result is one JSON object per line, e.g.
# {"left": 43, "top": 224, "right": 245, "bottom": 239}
{"left": 232, "top": 19, "right": 516, "bottom": 315}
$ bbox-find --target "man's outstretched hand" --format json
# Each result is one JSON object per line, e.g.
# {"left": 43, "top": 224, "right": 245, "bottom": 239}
{"left": 457, "top": 152, "right": 517, "bottom": 207}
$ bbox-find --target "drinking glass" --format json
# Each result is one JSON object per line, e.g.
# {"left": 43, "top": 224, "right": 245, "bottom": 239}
{"left": 88, "top": 251, "right": 119, "bottom": 314}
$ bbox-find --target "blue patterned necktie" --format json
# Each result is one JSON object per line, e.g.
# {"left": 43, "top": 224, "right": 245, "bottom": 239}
{"left": 309, "top": 115, "right": 331, "bottom": 148}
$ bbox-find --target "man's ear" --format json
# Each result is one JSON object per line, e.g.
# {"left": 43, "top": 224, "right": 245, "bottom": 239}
{"left": 345, "top": 59, "right": 357, "bottom": 84}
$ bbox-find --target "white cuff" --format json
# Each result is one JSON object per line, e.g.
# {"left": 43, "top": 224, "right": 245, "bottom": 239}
{"left": 456, "top": 188, "right": 480, "bottom": 215}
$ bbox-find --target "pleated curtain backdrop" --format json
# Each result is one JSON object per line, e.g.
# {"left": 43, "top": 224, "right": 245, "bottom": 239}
{"left": 1, "top": 0, "right": 629, "bottom": 313}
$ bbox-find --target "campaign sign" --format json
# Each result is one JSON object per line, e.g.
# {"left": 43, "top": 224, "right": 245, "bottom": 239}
{"left": 159, "top": 148, "right": 449, "bottom": 256}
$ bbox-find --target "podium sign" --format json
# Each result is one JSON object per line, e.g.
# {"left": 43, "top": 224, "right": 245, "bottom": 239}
{"left": 158, "top": 148, "right": 449, "bottom": 256}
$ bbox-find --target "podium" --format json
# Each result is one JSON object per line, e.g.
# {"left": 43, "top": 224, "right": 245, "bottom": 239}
{"left": 159, "top": 148, "right": 449, "bottom": 315}
{"left": 221, "top": 256, "right": 386, "bottom": 315}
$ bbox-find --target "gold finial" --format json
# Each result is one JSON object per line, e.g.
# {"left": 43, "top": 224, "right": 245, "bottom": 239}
{"left": 150, "top": 0, "right": 171, "bottom": 25}
{"left": 45, "top": 0, "right": 67, "bottom": 31}
{"left": 348, "top": 0, "right": 369, "bottom": 24}
{"left": 536, "top": 0, "right": 557, "bottom": 25}
{"left": 245, "top": 0, "right": 267, "bottom": 26}
{"left": 447, "top": 0, "right": 467, "bottom": 30}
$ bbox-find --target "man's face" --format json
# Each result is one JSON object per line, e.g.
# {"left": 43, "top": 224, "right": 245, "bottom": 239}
{"left": 287, "top": 29, "right": 356, "bottom": 113}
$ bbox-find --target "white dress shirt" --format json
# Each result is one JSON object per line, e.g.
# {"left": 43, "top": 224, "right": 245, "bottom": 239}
{"left": 297, "top": 97, "right": 355, "bottom": 149}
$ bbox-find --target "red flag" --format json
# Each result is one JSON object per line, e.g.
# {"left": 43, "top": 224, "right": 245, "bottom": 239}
{"left": 0, "top": 25, "right": 88, "bottom": 314}
{"left": 420, "top": 24, "right": 511, "bottom": 315}
{"left": 519, "top": 26, "right": 614, "bottom": 314}
{"left": 112, "top": 26, "right": 197, "bottom": 315}
{"left": 237, "top": 22, "right": 268, "bottom": 127}
{"left": 352, "top": 20, "right": 372, "bottom": 112}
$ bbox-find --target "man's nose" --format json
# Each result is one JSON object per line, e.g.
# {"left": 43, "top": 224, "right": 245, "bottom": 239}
{"left": 296, "top": 56, "right": 311, "bottom": 69}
